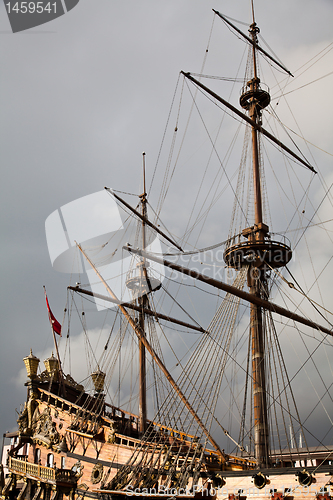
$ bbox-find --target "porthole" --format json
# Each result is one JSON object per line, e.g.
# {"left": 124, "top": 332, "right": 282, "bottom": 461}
{"left": 91, "top": 463, "right": 104, "bottom": 484}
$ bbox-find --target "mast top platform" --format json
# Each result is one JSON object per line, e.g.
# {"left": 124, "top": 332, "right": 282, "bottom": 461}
{"left": 240, "top": 78, "right": 271, "bottom": 111}
{"left": 126, "top": 261, "right": 162, "bottom": 299}
{"left": 224, "top": 225, "right": 292, "bottom": 271}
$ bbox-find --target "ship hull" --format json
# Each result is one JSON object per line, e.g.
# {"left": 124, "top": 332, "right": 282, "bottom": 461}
{"left": 4, "top": 389, "right": 333, "bottom": 500}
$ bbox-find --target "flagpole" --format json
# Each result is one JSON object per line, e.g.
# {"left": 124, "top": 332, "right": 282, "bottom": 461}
{"left": 43, "top": 286, "right": 66, "bottom": 397}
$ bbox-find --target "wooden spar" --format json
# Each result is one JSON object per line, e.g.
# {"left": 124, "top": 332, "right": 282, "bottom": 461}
{"left": 247, "top": 22, "right": 269, "bottom": 468}
{"left": 139, "top": 152, "right": 147, "bottom": 434}
{"left": 104, "top": 187, "right": 183, "bottom": 252}
{"left": 212, "top": 9, "right": 293, "bottom": 77}
{"left": 68, "top": 286, "right": 205, "bottom": 333}
{"left": 181, "top": 72, "right": 316, "bottom": 173}
{"left": 125, "top": 248, "right": 333, "bottom": 338}
{"left": 75, "top": 242, "right": 226, "bottom": 460}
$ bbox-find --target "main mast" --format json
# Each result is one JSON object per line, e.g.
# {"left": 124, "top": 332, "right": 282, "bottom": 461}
{"left": 138, "top": 152, "right": 148, "bottom": 434}
{"left": 247, "top": 16, "right": 270, "bottom": 469}
{"left": 180, "top": 25, "right": 312, "bottom": 472}
{"left": 223, "top": 10, "right": 292, "bottom": 468}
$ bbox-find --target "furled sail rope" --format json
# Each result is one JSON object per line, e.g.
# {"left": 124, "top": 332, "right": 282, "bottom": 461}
{"left": 217, "top": 12, "right": 249, "bottom": 27}
{"left": 146, "top": 238, "right": 230, "bottom": 256}
{"left": 188, "top": 72, "right": 245, "bottom": 82}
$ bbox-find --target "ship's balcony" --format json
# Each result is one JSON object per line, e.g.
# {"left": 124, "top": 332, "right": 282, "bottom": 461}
{"left": 224, "top": 232, "right": 292, "bottom": 270}
{"left": 8, "top": 456, "right": 77, "bottom": 485}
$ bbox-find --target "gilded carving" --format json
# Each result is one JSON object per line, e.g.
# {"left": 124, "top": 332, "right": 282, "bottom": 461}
{"left": 90, "top": 463, "right": 104, "bottom": 485}
{"left": 17, "top": 403, "right": 29, "bottom": 435}
{"left": 64, "top": 374, "right": 84, "bottom": 392}
{"left": 76, "top": 483, "right": 89, "bottom": 500}
{"left": 71, "top": 461, "right": 84, "bottom": 479}
{"left": 32, "top": 406, "right": 60, "bottom": 449}
{"left": 37, "top": 371, "right": 84, "bottom": 392}
{"left": 106, "top": 420, "right": 119, "bottom": 444}
{"left": 77, "top": 483, "right": 88, "bottom": 491}
{"left": 17, "top": 388, "right": 40, "bottom": 437}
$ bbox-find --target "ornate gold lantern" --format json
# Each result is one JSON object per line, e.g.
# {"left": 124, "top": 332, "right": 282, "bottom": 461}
{"left": 23, "top": 349, "right": 40, "bottom": 379}
{"left": 91, "top": 370, "right": 106, "bottom": 393}
{"left": 44, "top": 352, "right": 59, "bottom": 377}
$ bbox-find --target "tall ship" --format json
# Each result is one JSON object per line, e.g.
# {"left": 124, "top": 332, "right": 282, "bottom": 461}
{"left": 2, "top": 4, "right": 332, "bottom": 500}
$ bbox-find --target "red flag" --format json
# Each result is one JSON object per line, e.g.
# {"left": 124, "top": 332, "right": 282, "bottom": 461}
{"left": 44, "top": 290, "right": 62, "bottom": 336}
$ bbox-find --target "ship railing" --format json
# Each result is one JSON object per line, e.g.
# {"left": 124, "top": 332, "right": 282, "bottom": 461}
{"left": 104, "top": 404, "right": 201, "bottom": 446}
{"left": 8, "top": 456, "right": 77, "bottom": 483}
{"left": 38, "top": 388, "right": 100, "bottom": 420}
{"left": 55, "top": 469, "right": 77, "bottom": 482}
{"left": 225, "top": 232, "right": 291, "bottom": 251}
{"left": 240, "top": 81, "right": 270, "bottom": 96}
{"left": 9, "top": 456, "right": 55, "bottom": 481}
{"left": 204, "top": 450, "right": 256, "bottom": 468}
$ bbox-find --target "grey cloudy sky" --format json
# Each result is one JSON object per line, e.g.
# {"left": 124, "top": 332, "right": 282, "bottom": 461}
{"left": 1, "top": 0, "right": 333, "bottom": 447}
